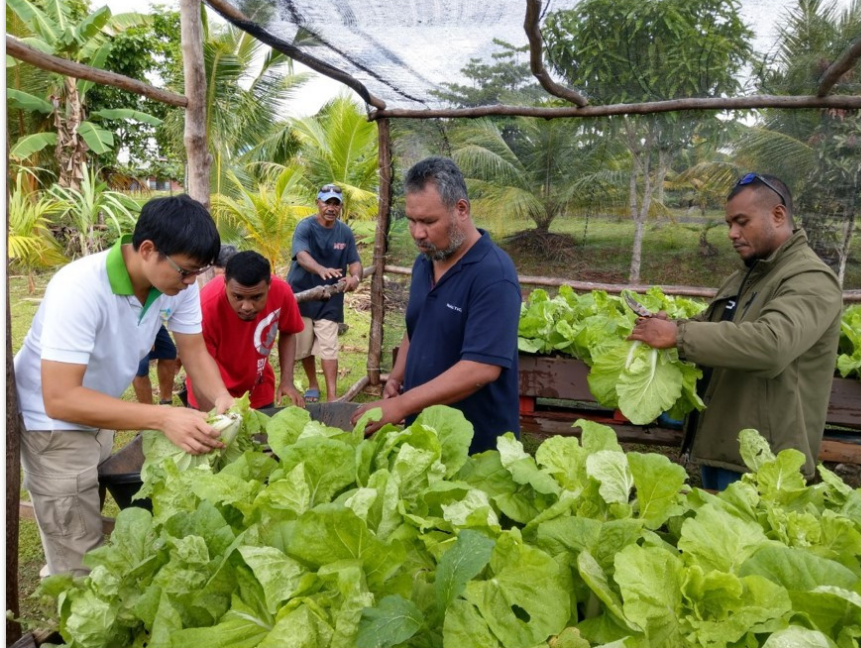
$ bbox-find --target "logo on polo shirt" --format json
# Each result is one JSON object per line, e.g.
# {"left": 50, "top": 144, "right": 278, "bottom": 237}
{"left": 446, "top": 303, "right": 463, "bottom": 313}
{"left": 159, "top": 307, "right": 172, "bottom": 323}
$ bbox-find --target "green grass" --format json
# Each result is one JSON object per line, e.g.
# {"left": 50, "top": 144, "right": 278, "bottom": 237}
{"left": 387, "top": 208, "right": 861, "bottom": 289}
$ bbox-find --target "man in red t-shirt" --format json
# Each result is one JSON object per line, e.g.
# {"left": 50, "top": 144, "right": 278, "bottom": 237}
{"left": 187, "top": 251, "right": 305, "bottom": 410}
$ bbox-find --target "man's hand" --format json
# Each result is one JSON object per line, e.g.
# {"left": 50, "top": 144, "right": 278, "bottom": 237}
{"left": 277, "top": 382, "right": 305, "bottom": 407}
{"left": 344, "top": 275, "right": 360, "bottom": 292}
{"left": 382, "top": 377, "right": 402, "bottom": 399}
{"left": 160, "top": 408, "right": 225, "bottom": 454}
{"left": 213, "top": 393, "right": 234, "bottom": 415}
{"left": 318, "top": 267, "right": 343, "bottom": 281}
{"left": 350, "top": 397, "right": 407, "bottom": 435}
{"left": 627, "top": 317, "right": 679, "bottom": 349}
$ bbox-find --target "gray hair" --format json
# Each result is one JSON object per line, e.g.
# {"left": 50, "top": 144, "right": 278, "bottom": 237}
{"left": 404, "top": 156, "right": 469, "bottom": 209}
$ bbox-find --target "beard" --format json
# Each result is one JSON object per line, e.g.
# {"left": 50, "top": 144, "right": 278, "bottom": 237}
{"left": 419, "top": 218, "right": 466, "bottom": 261}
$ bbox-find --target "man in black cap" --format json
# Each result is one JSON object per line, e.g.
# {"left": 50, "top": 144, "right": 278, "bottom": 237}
{"left": 287, "top": 184, "right": 362, "bottom": 402}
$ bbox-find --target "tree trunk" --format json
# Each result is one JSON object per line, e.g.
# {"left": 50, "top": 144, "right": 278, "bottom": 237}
{"left": 6, "top": 135, "right": 23, "bottom": 646}
{"left": 56, "top": 77, "right": 87, "bottom": 190}
{"left": 181, "top": 0, "right": 210, "bottom": 207}
{"left": 628, "top": 147, "right": 653, "bottom": 284}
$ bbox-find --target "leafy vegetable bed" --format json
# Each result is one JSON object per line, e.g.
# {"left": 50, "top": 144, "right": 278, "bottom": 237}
{"left": 40, "top": 398, "right": 861, "bottom": 648}
{"left": 519, "top": 289, "right": 861, "bottom": 428}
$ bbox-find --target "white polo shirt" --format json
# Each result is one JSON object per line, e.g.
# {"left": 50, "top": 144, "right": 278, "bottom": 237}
{"left": 14, "top": 237, "right": 203, "bottom": 431}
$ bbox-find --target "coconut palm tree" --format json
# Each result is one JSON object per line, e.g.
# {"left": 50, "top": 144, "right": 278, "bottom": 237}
{"left": 210, "top": 169, "right": 315, "bottom": 271}
{"left": 284, "top": 95, "right": 380, "bottom": 223}
{"left": 160, "top": 18, "right": 309, "bottom": 195}
{"left": 450, "top": 117, "right": 628, "bottom": 242}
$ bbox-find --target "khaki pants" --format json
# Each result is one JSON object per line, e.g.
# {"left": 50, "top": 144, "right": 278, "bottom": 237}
{"left": 21, "top": 429, "right": 114, "bottom": 576}
{"left": 295, "top": 317, "right": 340, "bottom": 361}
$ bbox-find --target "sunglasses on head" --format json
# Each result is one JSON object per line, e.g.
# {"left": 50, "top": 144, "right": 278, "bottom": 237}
{"left": 736, "top": 173, "right": 786, "bottom": 206}
{"left": 320, "top": 184, "right": 342, "bottom": 193}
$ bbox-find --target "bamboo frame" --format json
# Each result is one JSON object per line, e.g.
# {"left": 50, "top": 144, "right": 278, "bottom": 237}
{"left": 370, "top": 93, "right": 861, "bottom": 120}
{"left": 367, "top": 119, "right": 393, "bottom": 387}
{"left": 6, "top": 36, "right": 188, "bottom": 107}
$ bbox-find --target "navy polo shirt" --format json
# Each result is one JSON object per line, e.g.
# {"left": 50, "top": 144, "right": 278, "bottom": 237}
{"left": 404, "top": 230, "right": 522, "bottom": 454}
{"left": 287, "top": 216, "right": 360, "bottom": 323}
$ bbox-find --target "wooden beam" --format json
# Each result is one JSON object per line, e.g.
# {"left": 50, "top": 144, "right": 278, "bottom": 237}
{"left": 180, "top": 0, "right": 211, "bottom": 206}
{"left": 336, "top": 376, "right": 370, "bottom": 403}
{"left": 818, "top": 36, "right": 861, "bottom": 97}
{"left": 292, "top": 265, "right": 375, "bottom": 304}
{"left": 5, "top": 35, "right": 187, "bottom": 108}
{"left": 203, "top": 0, "right": 386, "bottom": 110}
{"left": 382, "top": 265, "right": 861, "bottom": 303}
{"left": 370, "top": 94, "right": 861, "bottom": 121}
{"left": 524, "top": 0, "right": 588, "bottom": 107}
{"left": 367, "top": 119, "right": 393, "bottom": 387}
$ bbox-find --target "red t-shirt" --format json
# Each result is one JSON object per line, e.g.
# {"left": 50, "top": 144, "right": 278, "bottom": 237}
{"left": 187, "top": 275, "right": 304, "bottom": 409}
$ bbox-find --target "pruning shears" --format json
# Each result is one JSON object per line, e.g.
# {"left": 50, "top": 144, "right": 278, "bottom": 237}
{"left": 622, "top": 291, "right": 655, "bottom": 318}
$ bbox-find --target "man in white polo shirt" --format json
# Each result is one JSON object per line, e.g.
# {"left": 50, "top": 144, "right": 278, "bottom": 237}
{"left": 14, "top": 194, "right": 234, "bottom": 576}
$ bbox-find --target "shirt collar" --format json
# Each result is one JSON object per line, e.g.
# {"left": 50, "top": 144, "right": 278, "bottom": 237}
{"left": 106, "top": 235, "right": 135, "bottom": 295}
{"left": 106, "top": 235, "right": 163, "bottom": 316}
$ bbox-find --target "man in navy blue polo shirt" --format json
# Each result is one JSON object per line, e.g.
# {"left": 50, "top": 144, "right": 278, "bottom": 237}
{"left": 352, "top": 157, "right": 522, "bottom": 453}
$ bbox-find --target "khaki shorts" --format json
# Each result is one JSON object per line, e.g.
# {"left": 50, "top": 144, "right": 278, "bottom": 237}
{"left": 20, "top": 428, "right": 114, "bottom": 576}
{"left": 295, "top": 317, "right": 340, "bottom": 361}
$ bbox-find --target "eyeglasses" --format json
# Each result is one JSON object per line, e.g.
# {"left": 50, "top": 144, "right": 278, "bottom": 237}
{"left": 736, "top": 173, "right": 786, "bottom": 206}
{"left": 319, "top": 184, "right": 342, "bottom": 193}
{"left": 164, "top": 254, "right": 210, "bottom": 278}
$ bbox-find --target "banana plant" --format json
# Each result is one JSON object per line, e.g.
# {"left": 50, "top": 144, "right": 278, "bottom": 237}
{"left": 6, "top": 0, "right": 158, "bottom": 188}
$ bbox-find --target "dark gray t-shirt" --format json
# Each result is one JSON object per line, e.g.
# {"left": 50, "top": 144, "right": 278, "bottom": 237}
{"left": 286, "top": 216, "right": 360, "bottom": 322}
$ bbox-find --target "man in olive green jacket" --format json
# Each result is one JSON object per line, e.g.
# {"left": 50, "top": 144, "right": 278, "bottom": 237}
{"left": 629, "top": 173, "right": 842, "bottom": 490}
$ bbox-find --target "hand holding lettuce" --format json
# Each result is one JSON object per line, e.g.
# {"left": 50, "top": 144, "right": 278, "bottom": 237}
{"left": 519, "top": 287, "right": 706, "bottom": 424}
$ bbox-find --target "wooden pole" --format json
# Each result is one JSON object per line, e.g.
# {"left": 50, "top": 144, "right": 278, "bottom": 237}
{"left": 523, "top": 0, "right": 588, "bottom": 107}
{"left": 6, "top": 129, "right": 23, "bottom": 646}
{"left": 180, "top": 0, "right": 210, "bottom": 206}
{"left": 370, "top": 94, "right": 861, "bottom": 121}
{"left": 367, "top": 119, "right": 393, "bottom": 387}
{"left": 817, "top": 36, "right": 861, "bottom": 97}
{"left": 6, "top": 36, "right": 188, "bottom": 107}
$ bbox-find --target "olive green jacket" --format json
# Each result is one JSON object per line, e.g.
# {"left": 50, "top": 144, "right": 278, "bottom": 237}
{"left": 676, "top": 229, "right": 842, "bottom": 477}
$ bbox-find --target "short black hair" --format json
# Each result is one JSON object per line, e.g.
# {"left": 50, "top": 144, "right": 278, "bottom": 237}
{"left": 216, "top": 244, "right": 238, "bottom": 268}
{"left": 132, "top": 195, "right": 220, "bottom": 265}
{"left": 404, "top": 156, "right": 469, "bottom": 209}
{"left": 224, "top": 250, "right": 271, "bottom": 286}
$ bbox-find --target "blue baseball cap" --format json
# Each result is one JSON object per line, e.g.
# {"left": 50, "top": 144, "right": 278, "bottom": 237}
{"left": 317, "top": 184, "right": 343, "bottom": 203}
